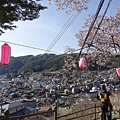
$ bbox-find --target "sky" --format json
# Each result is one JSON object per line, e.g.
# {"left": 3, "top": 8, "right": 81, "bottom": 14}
{"left": 0, "top": 0, "right": 120, "bottom": 57}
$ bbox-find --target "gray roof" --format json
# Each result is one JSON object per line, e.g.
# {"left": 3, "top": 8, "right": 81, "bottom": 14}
{"left": 22, "top": 100, "right": 37, "bottom": 108}
{"left": 2, "top": 102, "right": 24, "bottom": 110}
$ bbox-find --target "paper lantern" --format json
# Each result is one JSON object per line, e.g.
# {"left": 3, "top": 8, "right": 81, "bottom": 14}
{"left": 79, "top": 57, "right": 86, "bottom": 69}
{"left": 1, "top": 43, "right": 11, "bottom": 65}
{"left": 116, "top": 68, "right": 120, "bottom": 76}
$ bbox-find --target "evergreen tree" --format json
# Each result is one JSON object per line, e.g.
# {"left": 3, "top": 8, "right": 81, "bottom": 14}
{"left": 0, "top": 0, "right": 47, "bottom": 35}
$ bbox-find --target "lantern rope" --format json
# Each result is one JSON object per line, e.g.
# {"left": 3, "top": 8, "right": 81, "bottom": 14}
{"left": 0, "top": 1, "right": 90, "bottom": 56}
{"left": 0, "top": 39, "right": 61, "bottom": 54}
{"left": 0, "top": 0, "right": 113, "bottom": 57}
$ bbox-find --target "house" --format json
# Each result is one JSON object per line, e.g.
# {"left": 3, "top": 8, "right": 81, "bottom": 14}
{"left": 64, "top": 89, "right": 69, "bottom": 94}
{"left": 1, "top": 102, "right": 24, "bottom": 116}
{"left": 1, "top": 101, "right": 37, "bottom": 117}
{"left": 50, "top": 88, "right": 56, "bottom": 94}
{"left": 9, "top": 93, "right": 20, "bottom": 99}
{"left": 22, "top": 99, "right": 37, "bottom": 108}
{"left": 89, "top": 86, "right": 98, "bottom": 92}
{"left": 12, "top": 78, "right": 21, "bottom": 83}
{"left": 38, "top": 106, "right": 52, "bottom": 117}
{"left": 32, "top": 81, "right": 41, "bottom": 90}
{"left": 72, "top": 87, "right": 80, "bottom": 94}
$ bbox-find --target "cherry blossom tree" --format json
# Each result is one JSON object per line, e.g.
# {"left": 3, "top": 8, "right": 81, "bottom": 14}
{"left": 48, "top": 0, "right": 89, "bottom": 14}
{"left": 51, "top": 0, "right": 120, "bottom": 55}
{"left": 75, "top": 7, "right": 120, "bottom": 55}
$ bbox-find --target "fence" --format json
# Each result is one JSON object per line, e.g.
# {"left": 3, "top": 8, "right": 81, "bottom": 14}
{"left": 0, "top": 104, "right": 120, "bottom": 120}
{"left": 57, "top": 104, "right": 101, "bottom": 120}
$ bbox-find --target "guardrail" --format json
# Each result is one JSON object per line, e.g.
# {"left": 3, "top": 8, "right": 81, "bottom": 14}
{"left": 57, "top": 104, "right": 101, "bottom": 120}
{"left": 0, "top": 104, "right": 120, "bottom": 120}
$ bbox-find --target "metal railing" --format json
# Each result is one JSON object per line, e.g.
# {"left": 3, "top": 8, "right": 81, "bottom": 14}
{"left": 0, "top": 104, "right": 120, "bottom": 120}
{"left": 57, "top": 104, "right": 101, "bottom": 120}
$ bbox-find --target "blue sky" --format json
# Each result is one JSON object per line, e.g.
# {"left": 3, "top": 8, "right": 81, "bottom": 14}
{"left": 0, "top": 0, "right": 120, "bottom": 57}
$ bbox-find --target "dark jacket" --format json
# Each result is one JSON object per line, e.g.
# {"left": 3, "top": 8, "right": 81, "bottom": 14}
{"left": 97, "top": 89, "right": 111, "bottom": 104}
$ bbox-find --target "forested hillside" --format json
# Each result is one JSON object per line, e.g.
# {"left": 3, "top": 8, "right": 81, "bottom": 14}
{"left": 0, "top": 53, "right": 119, "bottom": 76}
{"left": 0, "top": 54, "right": 65, "bottom": 75}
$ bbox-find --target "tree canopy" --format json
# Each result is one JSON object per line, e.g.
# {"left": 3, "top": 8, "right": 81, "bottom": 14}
{"left": 52, "top": 0, "right": 120, "bottom": 55}
{"left": 75, "top": 7, "right": 120, "bottom": 55}
{"left": 49, "top": 0, "right": 89, "bottom": 13}
{"left": 1, "top": 0, "right": 120, "bottom": 56}
{"left": 0, "top": 0, "right": 47, "bottom": 35}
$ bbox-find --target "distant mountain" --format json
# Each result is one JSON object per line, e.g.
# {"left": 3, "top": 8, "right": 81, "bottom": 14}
{"left": 0, "top": 53, "right": 119, "bottom": 76}
{"left": 0, "top": 53, "right": 65, "bottom": 75}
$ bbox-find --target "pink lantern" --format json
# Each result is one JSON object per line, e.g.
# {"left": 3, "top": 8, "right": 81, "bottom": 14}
{"left": 116, "top": 68, "right": 120, "bottom": 76}
{"left": 79, "top": 57, "right": 86, "bottom": 69}
{"left": 1, "top": 43, "right": 11, "bottom": 65}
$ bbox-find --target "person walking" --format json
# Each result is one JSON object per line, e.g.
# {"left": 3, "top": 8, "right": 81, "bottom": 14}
{"left": 97, "top": 84, "right": 112, "bottom": 120}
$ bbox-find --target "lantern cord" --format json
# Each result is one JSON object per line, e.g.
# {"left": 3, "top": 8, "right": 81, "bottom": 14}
{"left": 46, "top": 0, "right": 90, "bottom": 52}
{"left": 0, "top": 0, "right": 112, "bottom": 57}
{"left": 85, "top": 0, "right": 113, "bottom": 55}
{"left": 0, "top": 39, "right": 61, "bottom": 54}
{"left": 77, "top": 0, "right": 105, "bottom": 59}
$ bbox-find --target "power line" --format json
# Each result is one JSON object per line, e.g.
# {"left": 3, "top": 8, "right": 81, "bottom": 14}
{"left": 0, "top": 1, "right": 90, "bottom": 55}
{"left": 47, "top": 12, "right": 79, "bottom": 51}
{"left": 70, "top": 0, "right": 112, "bottom": 55}
{"left": 0, "top": 40, "right": 61, "bottom": 54}
{"left": 86, "top": 0, "right": 113, "bottom": 54}
{"left": 46, "top": 0, "right": 90, "bottom": 52}
{"left": 46, "top": 12, "right": 76, "bottom": 51}
{"left": 77, "top": 0, "right": 105, "bottom": 59}
{"left": 0, "top": 0, "right": 109, "bottom": 57}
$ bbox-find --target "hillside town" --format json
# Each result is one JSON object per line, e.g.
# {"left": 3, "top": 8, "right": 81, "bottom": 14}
{"left": 0, "top": 69, "right": 119, "bottom": 119}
